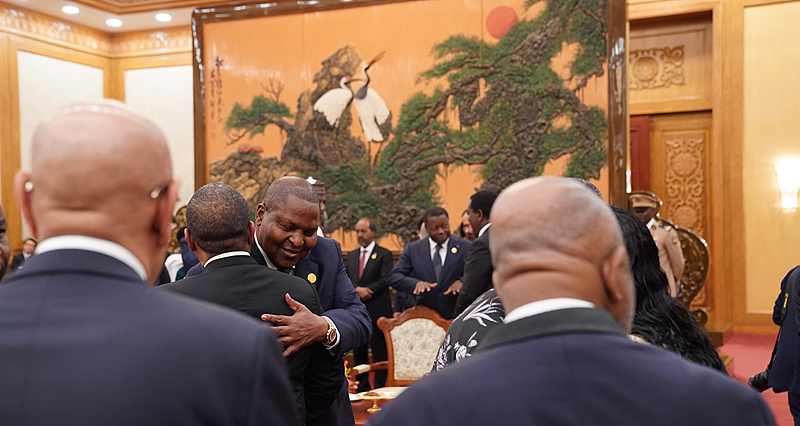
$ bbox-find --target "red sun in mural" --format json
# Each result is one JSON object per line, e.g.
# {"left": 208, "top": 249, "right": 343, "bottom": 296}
{"left": 486, "top": 6, "right": 519, "bottom": 39}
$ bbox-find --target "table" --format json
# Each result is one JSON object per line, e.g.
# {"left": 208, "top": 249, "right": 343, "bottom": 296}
{"left": 350, "top": 387, "right": 407, "bottom": 425}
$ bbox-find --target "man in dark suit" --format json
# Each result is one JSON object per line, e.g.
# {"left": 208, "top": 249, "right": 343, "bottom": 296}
{"left": 369, "top": 177, "right": 776, "bottom": 426}
{"left": 161, "top": 183, "right": 342, "bottom": 420}
{"left": 761, "top": 266, "right": 800, "bottom": 423}
{"left": 388, "top": 207, "right": 470, "bottom": 320}
{"left": 0, "top": 100, "right": 298, "bottom": 426}
{"left": 9, "top": 238, "right": 36, "bottom": 272}
{"left": 454, "top": 190, "right": 497, "bottom": 316}
{"left": 345, "top": 218, "right": 393, "bottom": 392}
{"left": 253, "top": 176, "right": 371, "bottom": 426}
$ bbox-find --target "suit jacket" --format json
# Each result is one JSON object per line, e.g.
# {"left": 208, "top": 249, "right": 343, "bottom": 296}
{"left": 251, "top": 236, "right": 371, "bottom": 426}
{"left": 454, "top": 228, "right": 492, "bottom": 316}
{"left": 388, "top": 236, "right": 470, "bottom": 320}
{"left": 0, "top": 249, "right": 299, "bottom": 426}
{"left": 345, "top": 244, "right": 393, "bottom": 323}
{"left": 368, "top": 308, "right": 776, "bottom": 426}
{"left": 769, "top": 265, "right": 800, "bottom": 392}
{"left": 160, "top": 255, "right": 344, "bottom": 419}
{"left": 9, "top": 253, "right": 27, "bottom": 272}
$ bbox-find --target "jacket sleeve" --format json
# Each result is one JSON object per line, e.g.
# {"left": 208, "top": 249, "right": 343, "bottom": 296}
{"left": 664, "top": 228, "right": 685, "bottom": 281}
{"left": 455, "top": 237, "right": 492, "bottom": 316}
{"left": 365, "top": 250, "right": 393, "bottom": 294}
{"left": 320, "top": 241, "right": 372, "bottom": 358}
{"left": 387, "top": 246, "right": 422, "bottom": 294}
{"left": 249, "top": 328, "right": 303, "bottom": 426}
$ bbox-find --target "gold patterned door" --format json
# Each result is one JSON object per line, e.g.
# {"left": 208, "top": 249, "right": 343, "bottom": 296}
{"left": 649, "top": 111, "right": 711, "bottom": 307}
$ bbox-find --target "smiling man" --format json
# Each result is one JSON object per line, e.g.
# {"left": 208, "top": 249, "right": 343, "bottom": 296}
{"left": 388, "top": 207, "right": 470, "bottom": 320}
{"left": 252, "top": 176, "right": 371, "bottom": 426}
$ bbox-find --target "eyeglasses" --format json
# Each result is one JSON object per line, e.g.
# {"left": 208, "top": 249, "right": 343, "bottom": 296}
{"left": 149, "top": 181, "right": 174, "bottom": 199}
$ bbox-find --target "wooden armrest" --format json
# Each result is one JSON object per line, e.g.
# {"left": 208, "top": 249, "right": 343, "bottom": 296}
{"left": 352, "top": 361, "right": 389, "bottom": 375}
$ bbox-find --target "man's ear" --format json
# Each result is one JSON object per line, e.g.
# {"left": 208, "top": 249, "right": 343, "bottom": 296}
{"left": 13, "top": 171, "right": 37, "bottom": 239}
{"left": 184, "top": 228, "right": 198, "bottom": 253}
{"left": 154, "top": 181, "right": 180, "bottom": 247}
{"left": 247, "top": 221, "right": 256, "bottom": 245}
{"left": 600, "top": 246, "right": 635, "bottom": 331}
{"left": 255, "top": 203, "right": 265, "bottom": 227}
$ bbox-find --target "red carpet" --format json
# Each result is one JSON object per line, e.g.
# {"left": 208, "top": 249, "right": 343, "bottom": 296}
{"left": 721, "top": 332, "right": 792, "bottom": 426}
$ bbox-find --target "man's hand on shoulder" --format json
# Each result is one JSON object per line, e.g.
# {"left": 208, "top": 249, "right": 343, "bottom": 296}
{"left": 414, "top": 281, "right": 437, "bottom": 294}
{"left": 355, "top": 286, "right": 373, "bottom": 301}
{"left": 261, "top": 294, "right": 328, "bottom": 356}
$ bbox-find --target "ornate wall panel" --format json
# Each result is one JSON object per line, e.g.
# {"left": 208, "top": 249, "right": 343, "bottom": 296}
{"left": 628, "top": 15, "right": 712, "bottom": 115}
{"left": 664, "top": 131, "right": 705, "bottom": 236}
{"left": 651, "top": 112, "right": 711, "bottom": 308}
{"left": 630, "top": 46, "right": 685, "bottom": 91}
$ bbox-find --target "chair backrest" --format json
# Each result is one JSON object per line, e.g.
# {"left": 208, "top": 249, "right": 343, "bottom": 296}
{"left": 376, "top": 305, "right": 452, "bottom": 386}
{"left": 659, "top": 217, "right": 710, "bottom": 326}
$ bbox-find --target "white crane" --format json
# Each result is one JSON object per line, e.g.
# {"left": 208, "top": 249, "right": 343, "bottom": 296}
{"left": 313, "top": 76, "right": 362, "bottom": 127}
{"left": 353, "top": 52, "right": 392, "bottom": 143}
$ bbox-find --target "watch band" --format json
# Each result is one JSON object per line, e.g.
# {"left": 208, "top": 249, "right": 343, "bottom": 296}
{"left": 323, "top": 316, "right": 337, "bottom": 346}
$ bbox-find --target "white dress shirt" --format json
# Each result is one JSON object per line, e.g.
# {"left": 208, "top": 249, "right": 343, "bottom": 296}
{"left": 36, "top": 235, "right": 148, "bottom": 281}
{"left": 204, "top": 251, "right": 250, "bottom": 267}
{"left": 429, "top": 237, "right": 449, "bottom": 265}
{"left": 359, "top": 241, "right": 376, "bottom": 269}
{"left": 477, "top": 223, "right": 491, "bottom": 238}
{"left": 504, "top": 298, "right": 596, "bottom": 324}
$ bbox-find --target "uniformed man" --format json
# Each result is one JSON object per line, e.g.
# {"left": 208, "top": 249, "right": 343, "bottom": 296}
{"left": 629, "top": 192, "right": 685, "bottom": 297}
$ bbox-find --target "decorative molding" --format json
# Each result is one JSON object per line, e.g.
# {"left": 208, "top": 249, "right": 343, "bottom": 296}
{"left": 0, "top": 6, "right": 112, "bottom": 56}
{"left": 111, "top": 28, "right": 192, "bottom": 57}
{"left": 629, "top": 45, "right": 685, "bottom": 91}
{"left": 0, "top": 5, "right": 191, "bottom": 58}
{"left": 664, "top": 130, "right": 707, "bottom": 306}
{"left": 73, "top": 0, "right": 222, "bottom": 14}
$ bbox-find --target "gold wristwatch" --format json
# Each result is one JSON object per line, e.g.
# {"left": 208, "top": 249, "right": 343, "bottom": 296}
{"left": 323, "top": 316, "right": 337, "bottom": 346}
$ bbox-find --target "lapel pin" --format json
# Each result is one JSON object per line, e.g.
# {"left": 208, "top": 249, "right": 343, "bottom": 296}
{"left": 371, "top": 253, "right": 377, "bottom": 260}
{"left": 451, "top": 247, "right": 457, "bottom": 254}
{"left": 307, "top": 273, "right": 317, "bottom": 284}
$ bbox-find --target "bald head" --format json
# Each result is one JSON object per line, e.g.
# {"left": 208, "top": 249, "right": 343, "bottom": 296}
{"left": 490, "top": 176, "right": 634, "bottom": 330}
{"left": 262, "top": 176, "right": 320, "bottom": 212}
{"left": 14, "top": 100, "right": 178, "bottom": 282}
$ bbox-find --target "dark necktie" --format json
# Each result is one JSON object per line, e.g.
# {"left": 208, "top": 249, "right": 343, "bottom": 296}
{"left": 279, "top": 267, "right": 292, "bottom": 275}
{"left": 432, "top": 244, "right": 443, "bottom": 283}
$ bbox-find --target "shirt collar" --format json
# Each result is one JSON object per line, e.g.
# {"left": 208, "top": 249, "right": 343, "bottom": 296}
{"left": 361, "top": 241, "right": 376, "bottom": 254}
{"left": 204, "top": 251, "right": 250, "bottom": 267}
{"left": 478, "top": 223, "right": 491, "bottom": 237}
{"left": 254, "top": 230, "right": 289, "bottom": 271}
{"left": 646, "top": 218, "right": 657, "bottom": 230}
{"left": 429, "top": 236, "right": 450, "bottom": 251}
{"left": 504, "top": 298, "right": 595, "bottom": 324}
{"left": 36, "top": 235, "right": 148, "bottom": 281}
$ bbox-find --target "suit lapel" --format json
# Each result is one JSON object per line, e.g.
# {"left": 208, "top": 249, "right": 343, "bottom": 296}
{"left": 250, "top": 241, "right": 267, "bottom": 266}
{"left": 418, "top": 237, "right": 437, "bottom": 282}
{"left": 441, "top": 237, "right": 462, "bottom": 279}
{"left": 295, "top": 257, "right": 320, "bottom": 290}
{"left": 347, "top": 249, "right": 360, "bottom": 286}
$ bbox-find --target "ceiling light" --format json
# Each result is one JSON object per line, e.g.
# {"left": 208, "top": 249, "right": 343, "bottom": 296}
{"left": 62, "top": 6, "right": 80, "bottom": 14}
{"left": 106, "top": 18, "right": 122, "bottom": 27}
{"left": 155, "top": 13, "right": 172, "bottom": 22}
